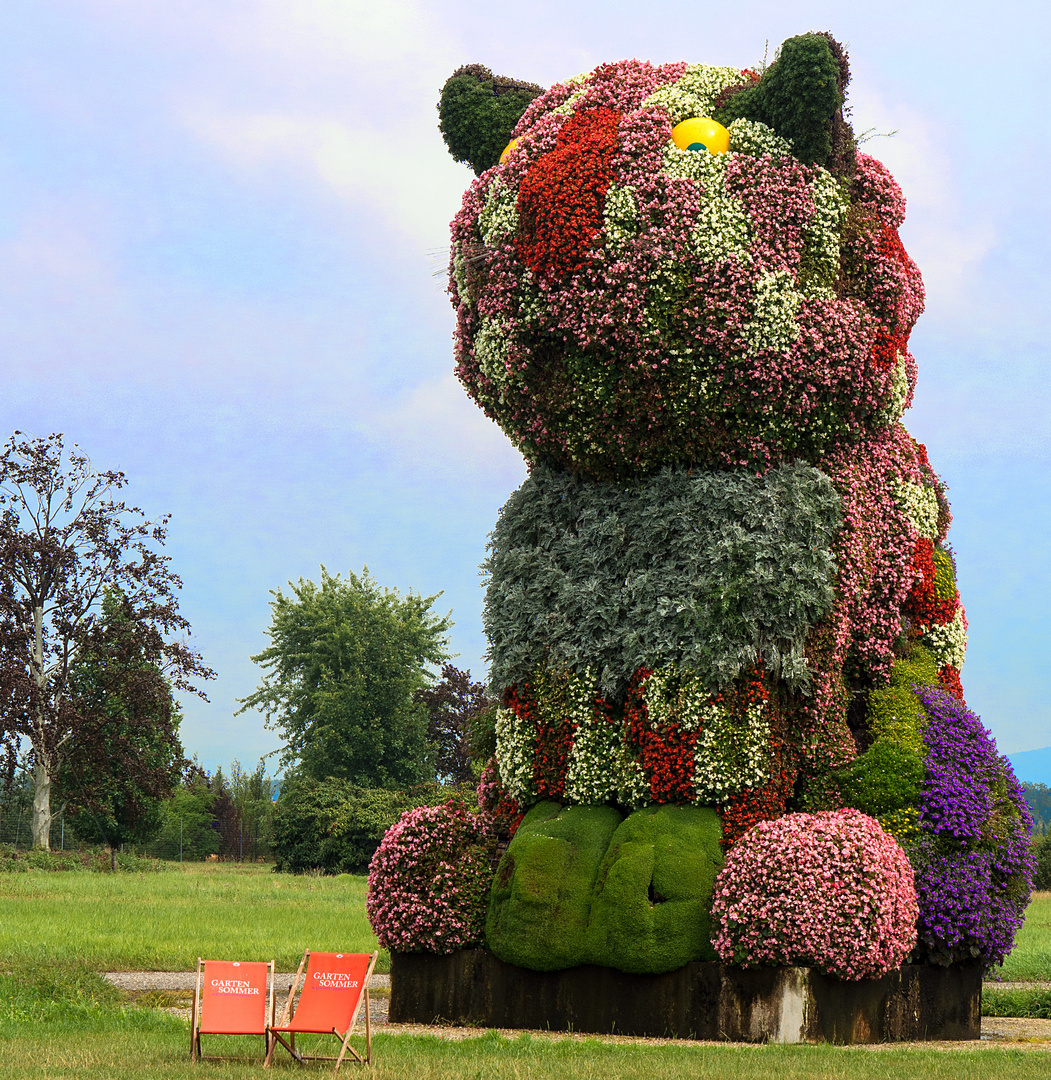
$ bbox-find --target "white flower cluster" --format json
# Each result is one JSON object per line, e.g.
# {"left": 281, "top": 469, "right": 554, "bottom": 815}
{"left": 727, "top": 117, "right": 793, "bottom": 158}
{"left": 495, "top": 705, "right": 535, "bottom": 804}
{"left": 692, "top": 700, "right": 772, "bottom": 801}
{"left": 564, "top": 711, "right": 621, "bottom": 804}
{"left": 876, "top": 351, "right": 911, "bottom": 426}
{"left": 662, "top": 145, "right": 752, "bottom": 264}
{"left": 495, "top": 667, "right": 622, "bottom": 807}
{"left": 744, "top": 269, "right": 802, "bottom": 356}
{"left": 893, "top": 479, "right": 940, "bottom": 540}
{"left": 615, "top": 741, "right": 652, "bottom": 810}
{"left": 643, "top": 64, "right": 744, "bottom": 123}
{"left": 552, "top": 86, "right": 589, "bottom": 117}
{"left": 603, "top": 184, "right": 639, "bottom": 251}
{"left": 478, "top": 179, "right": 519, "bottom": 244}
{"left": 514, "top": 273, "right": 546, "bottom": 327}
{"left": 922, "top": 607, "right": 967, "bottom": 669}
{"left": 451, "top": 241, "right": 469, "bottom": 304}
{"left": 473, "top": 318, "right": 511, "bottom": 391}
{"left": 643, "top": 666, "right": 717, "bottom": 732}
{"left": 800, "top": 171, "right": 849, "bottom": 298}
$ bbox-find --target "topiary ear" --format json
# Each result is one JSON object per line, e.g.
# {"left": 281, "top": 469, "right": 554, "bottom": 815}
{"left": 438, "top": 64, "right": 544, "bottom": 176}
{"left": 713, "top": 33, "right": 854, "bottom": 172}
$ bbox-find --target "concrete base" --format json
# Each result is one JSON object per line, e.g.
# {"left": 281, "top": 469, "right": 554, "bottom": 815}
{"left": 389, "top": 949, "right": 982, "bottom": 1043}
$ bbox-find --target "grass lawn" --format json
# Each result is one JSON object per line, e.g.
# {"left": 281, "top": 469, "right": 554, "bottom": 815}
{"left": 0, "top": 864, "right": 1050, "bottom": 1077}
{"left": 2, "top": 994, "right": 1051, "bottom": 1080}
{"left": 994, "top": 892, "right": 1051, "bottom": 982}
{"left": 0, "top": 862, "right": 384, "bottom": 971}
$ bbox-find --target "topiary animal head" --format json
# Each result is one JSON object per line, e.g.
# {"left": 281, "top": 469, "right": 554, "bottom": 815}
{"left": 440, "top": 35, "right": 924, "bottom": 479}
{"left": 438, "top": 64, "right": 544, "bottom": 176}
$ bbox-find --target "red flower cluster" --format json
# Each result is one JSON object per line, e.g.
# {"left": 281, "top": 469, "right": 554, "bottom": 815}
{"left": 504, "top": 684, "right": 572, "bottom": 800}
{"left": 717, "top": 768, "right": 795, "bottom": 849}
{"left": 624, "top": 667, "right": 773, "bottom": 807}
{"left": 624, "top": 668, "right": 697, "bottom": 803}
{"left": 902, "top": 536, "right": 958, "bottom": 630}
{"left": 516, "top": 107, "right": 621, "bottom": 281}
{"left": 938, "top": 665, "right": 965, "bottom": 703}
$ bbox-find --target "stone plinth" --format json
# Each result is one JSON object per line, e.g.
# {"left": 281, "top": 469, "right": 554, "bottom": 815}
{"left": 389, "top": 949, "right": 981, "bottom": 1043}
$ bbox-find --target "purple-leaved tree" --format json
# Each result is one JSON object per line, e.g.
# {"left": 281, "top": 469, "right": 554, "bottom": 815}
{"left": 0, "top": 432, "right": 214, "bottom": 849}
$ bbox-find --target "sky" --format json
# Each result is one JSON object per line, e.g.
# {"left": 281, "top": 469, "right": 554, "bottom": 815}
{"left": 0, "top": 0, "right": 1048, "bottom": 777}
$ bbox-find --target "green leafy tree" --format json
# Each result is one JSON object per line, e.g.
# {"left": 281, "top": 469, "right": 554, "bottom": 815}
{"left": 154, "top": 764, "right": 220, "bottom": 860}
{"left": 58, "top": 591, "right": 185, "bottom": 868}
{"left": 238, "top": 567, "right": 451, "bottom": 787}
{"left": 270, "top": 776, "right": 474, "bottom": 875}
{"left": 211, "top": 759, "right": 276, "bottom": 860}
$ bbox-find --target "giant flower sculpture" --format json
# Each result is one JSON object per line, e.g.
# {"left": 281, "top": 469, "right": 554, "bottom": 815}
{"left": 369, "top": 33, "right": 1032, "bottom": 979}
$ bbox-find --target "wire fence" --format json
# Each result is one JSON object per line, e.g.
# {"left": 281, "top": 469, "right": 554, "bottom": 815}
{"left": 0, "top": 787, "right": 272, "bottom": 861}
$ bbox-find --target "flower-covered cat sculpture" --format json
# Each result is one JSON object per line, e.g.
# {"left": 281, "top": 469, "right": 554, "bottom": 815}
{"left": 438, "top": 34, "right": 1032, "bottom": 978}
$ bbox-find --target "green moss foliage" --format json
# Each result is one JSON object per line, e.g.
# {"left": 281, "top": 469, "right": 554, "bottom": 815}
{"left": 486, "top": 801, "right": 623, "bottom": 970}
{"left": 713, "top": 34, "right": 845, "bottom": 167}
{"left": 438, "top": 65, "right": 542, "bottom": 175}
{"left": 841, "top": 739, "right": 925, "bottom": 818}
{"left": 484, "top": 464, "right": 841, "bottom": 699}
{"left": 933, "top": 544, "right": 956, "bottom": 601}
{"left": 864, "top": 645, "right": 941, "bottom": 755}
{"left": 584, "top": 805, "right": 723, "bottom": 974}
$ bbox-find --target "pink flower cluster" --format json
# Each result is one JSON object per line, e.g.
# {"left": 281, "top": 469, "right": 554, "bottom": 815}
{"left": 711, "top": 809, "right": 918, "bottom": 980}
{"left": 366, "top": 802, "right": 493, "bottom": 954}
{"left": 793, "top": 426, "right": 927, "bottom": 773}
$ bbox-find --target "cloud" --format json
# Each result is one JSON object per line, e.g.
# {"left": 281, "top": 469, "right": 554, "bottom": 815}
{"left": 79, "top": 0, "right": 472, "bottom": 249}
{"left": 355, "top": 371, "right": 526, "bottom": 490}
{"left": 183, "top": 107, "right": 467, "bottom": 250}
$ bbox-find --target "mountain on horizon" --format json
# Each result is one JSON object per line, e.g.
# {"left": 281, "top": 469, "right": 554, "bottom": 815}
{"left": 1008, "top": 747, "right": 1051, "bottom": 787}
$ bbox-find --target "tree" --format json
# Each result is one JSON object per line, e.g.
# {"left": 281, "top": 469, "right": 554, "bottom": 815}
{"left": 213, "top": 759, "right": 276, "bottom": 861}
{"left": 154, "top": 763, "right": 220, "bottom": 860}
{"left": 414, "top": 664, "right": 493, "bottom": 784}
{"left": 58, "top": 590, "right": 185, "bottom": 868}
{"left": 0, "top": 432, "right": 214, "bottom": 848}
{"left": 238, "top": 567, "right": 451, "bottom": 787}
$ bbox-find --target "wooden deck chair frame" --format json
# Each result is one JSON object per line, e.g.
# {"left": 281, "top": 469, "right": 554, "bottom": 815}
{"left": 265, "top": 950, "right": 378, "bottom": 1070}
{"left": 191, "top": 958, "right": 275, "bottom": 1064}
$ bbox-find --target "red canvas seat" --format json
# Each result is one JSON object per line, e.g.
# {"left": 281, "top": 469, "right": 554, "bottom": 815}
{"left": 264, "top": 951, "right": 378, "bottom": 1070}
{"left": 191, "top": 958, "right": 275, "bottom": 1063}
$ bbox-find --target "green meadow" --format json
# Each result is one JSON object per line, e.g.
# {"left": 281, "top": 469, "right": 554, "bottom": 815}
{"left": 0, "top": 865, "right": 1049, "bottom": 1077}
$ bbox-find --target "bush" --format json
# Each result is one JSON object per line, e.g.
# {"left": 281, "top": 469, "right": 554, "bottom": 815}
{"left": 0, "top": 844, "right": 168, "bottom": 873}
{"left": 983, "top": 986, "right": 1051, "bottom": 1018}
{"left": 711, "top": 809, "right": 918, "bottom": 980}
{"left": 484, "top": 463, "right": 841, "bottom": 701}
{"left": 486, "top": 802, "right": 623, "bottom": 971}
{"left": 366, "top": 802, "right": 494, "bottom": 953}
{"left": 907, "top": 685, "right": 1034, "bottom": 967}
{"left": 584, "top": 805, "right": 724, "bottom": 974}
{"left": 841, "top": 738, "right": 925, "bottom": 817}
{"left": 271, "top": 777, "right": 474, "bottom": 875}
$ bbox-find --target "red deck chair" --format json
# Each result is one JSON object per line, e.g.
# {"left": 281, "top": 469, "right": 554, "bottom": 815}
{"left": 264, "top": 951, "right": 378, "bottom": 1070}
{"left": 191, "top": 958, "right": 275, "bottom": 1063}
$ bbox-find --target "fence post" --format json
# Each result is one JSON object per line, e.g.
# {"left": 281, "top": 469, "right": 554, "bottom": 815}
{"left": 180, "top": 819, "right": 183, "bottom": 863}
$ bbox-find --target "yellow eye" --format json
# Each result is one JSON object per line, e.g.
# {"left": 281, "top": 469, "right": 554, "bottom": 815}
{"left": 671, "top": 117, "right": 730, "bottom": 155}
{"left": 499, "top": 138, "right": 520, "bottom": 164}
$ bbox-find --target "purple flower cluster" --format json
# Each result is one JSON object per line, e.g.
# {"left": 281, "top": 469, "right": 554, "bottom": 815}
{"left": 908, "top": 685, "right": 1034, "bottom": 967}
{"left": 366, "top": 802, "right": 494, "bottom": 955}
